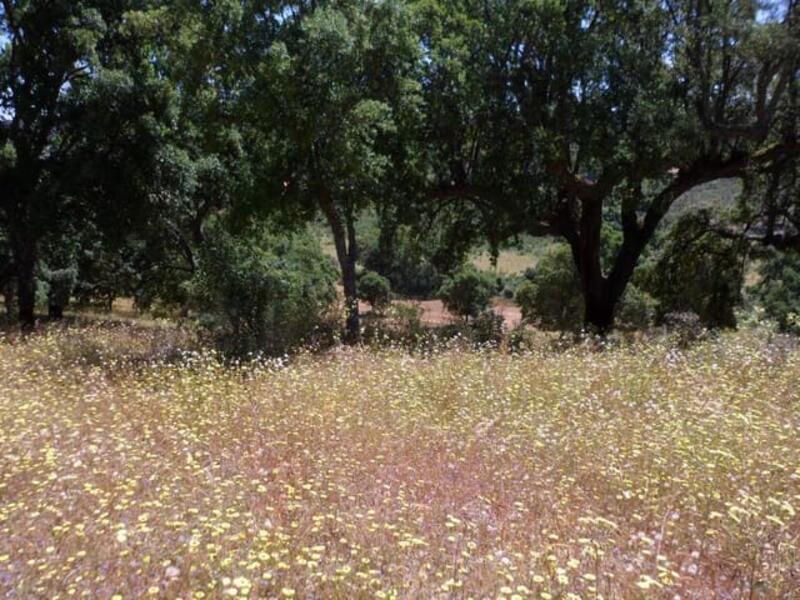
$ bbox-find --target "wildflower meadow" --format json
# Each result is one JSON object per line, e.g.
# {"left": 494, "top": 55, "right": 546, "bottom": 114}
{"left": 1, "top": 325, "right": 798, "bottom": 599}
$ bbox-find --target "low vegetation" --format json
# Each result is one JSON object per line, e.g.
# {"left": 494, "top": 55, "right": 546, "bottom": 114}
{"left": 1, "top": 325, "right": 798, "bottom": 599}
{"left": 357, "top": 271, "right": 392, "bottom": 313}
{"left": 437, "top": 267, "right": 496, "bottom": 322}
{"left": 187, "top": 226, "right": 338, "bottom": 356}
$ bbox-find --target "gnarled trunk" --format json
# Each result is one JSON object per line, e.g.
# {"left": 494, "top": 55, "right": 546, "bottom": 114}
{"left": 583, "top": 282, "right": 616, "bottom": 332}
{"left": 559, "top": 175, "right": 684, "bottom": 333}
{"left": 567, "top": 195, "right": 621, "bottom": 332}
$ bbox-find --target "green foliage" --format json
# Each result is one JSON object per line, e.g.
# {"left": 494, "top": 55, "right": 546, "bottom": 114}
{"left": 466, "top": 311, "right": 505, "bottom": 346}
{"left": 188, "top": 225, "right": 337, "bottom": 356}
{"left": 641, "top": 212, "right": 744, "bottom": 329}
{"left": 414, "top": 0, "right": 796, "bottom": 330}
{"left": 234, "top": 0, "right": 423, "bottom": 340}
{"left": 244, "top": 0, "right": 422, "bottom": 223}
{"left": 515, "top": 244, "right": 656, "bottom": 331}
{"left": 2, "top": 0, "right": 796, "bottom": 336}
{"left": 361, "top": 225, "right": 443, "bottom": 297}
{"left": 0, "top": 0, "right": 203, "bottom": 325}
{"left": 515, "top": 246, "right": 584, "bottom": 331}
{"left": 44, "top": 267, "right": 78, "bottom": 314}
{"left": 437, "top": 266, "right": 495, "bottom": 320}
{"left": 72, "top": 239, "right": 140, "bottom": 311}
{"left": 615, "top": 284, "right": 657, "bottom": 330}
{"left": 357, "top": 270, "right": 391, "bottom": 311}
{"left": 379, "top": 302, "right": 426, "bottom": 342}
{"left": 749, "top": 251, "right": 800, "bottom": 334}
{"left": 36, "top": 232, "right": 80, "bottom": 317}
{"left": 0, "top": 238, "right": 13, "bottom": 318}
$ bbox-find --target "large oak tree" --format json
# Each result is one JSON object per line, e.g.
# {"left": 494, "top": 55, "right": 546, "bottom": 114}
{"left": 418, "top": 0, "right": 799, "bottom": 330}
{"left": 0, "top": 0, "right": 178, "bottom": 327}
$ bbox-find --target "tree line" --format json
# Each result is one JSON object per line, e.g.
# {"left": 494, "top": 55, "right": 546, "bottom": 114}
{"left": 1, "top": 0, "right": 798, "bottom": 339}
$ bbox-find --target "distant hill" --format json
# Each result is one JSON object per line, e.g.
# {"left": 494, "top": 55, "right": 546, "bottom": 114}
{"left": 668, "top": 178, "right": 742, "bottom": 221}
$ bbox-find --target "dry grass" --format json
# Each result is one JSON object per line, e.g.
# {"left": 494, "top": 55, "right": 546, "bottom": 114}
{"left": 471, "top": 251, "right": 539, "bottom": 274}
{"left": 1, "top": 325, "right": 799, "bottom": 599}
{"left": 374, "top": 298, "right": 522, "bottom": 328}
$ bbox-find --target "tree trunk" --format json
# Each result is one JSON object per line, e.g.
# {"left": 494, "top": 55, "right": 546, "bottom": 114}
{"left": 319, "top": 192, "right": 360, "bottom": 343}
{"left": 554, "top": 149, "right": 774, "bottom": 333}
{"left": 583, "top": 283, "right": 616, "bottom": 332}
{"left": 11, "top": 229, "right": 37, "bottom": 330}
{"left": 560, "top": 187, "right": 654, "bottom": 333}
{"left": 571, "top": 196, "right": 619, "bottom": 332}
{"left": 340, "top": 246, "right": 359, "bottom": 342}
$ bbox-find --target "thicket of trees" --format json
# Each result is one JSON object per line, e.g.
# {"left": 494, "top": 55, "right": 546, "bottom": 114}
{"left": 1, "top": 0, "right": 798, "bottom": 347}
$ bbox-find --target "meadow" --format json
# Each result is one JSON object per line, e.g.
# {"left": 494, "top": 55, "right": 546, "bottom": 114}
{"left": 1, "top": 325, "right": 799, "bottom": 599}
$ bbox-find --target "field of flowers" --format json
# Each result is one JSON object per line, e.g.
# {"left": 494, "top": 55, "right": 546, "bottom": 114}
{"left": 1, "top": 325, "right": 798, "bottom": 599}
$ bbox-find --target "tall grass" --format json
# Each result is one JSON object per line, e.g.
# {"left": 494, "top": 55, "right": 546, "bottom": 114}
{"left": 1, "top": 325, "right": 798, "bottom": 598}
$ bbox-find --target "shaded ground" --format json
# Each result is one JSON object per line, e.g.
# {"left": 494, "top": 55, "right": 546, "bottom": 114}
{"left": 359, "top": 296, "right": 523, "bottom": 328}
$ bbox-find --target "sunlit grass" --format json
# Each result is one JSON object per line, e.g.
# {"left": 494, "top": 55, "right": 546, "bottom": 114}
{"left": 1, "top": 325, "right": 798, "bottom": 598}
{"left": 471, "top": 250, "right": 540, "bottom": 274}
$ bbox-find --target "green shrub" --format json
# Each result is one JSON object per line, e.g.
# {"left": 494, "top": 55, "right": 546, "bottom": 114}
{"left": 748, "top": 251, "right": 800, "bottom": 334}
{"left": 640, "top": 212, "right": 744, "bottom": 328}
{"left": 188, "top": 225, "right": 338, "bottom": 356}
{"left": 363, "top": 302, "right": 427, "bottom": 348}
{"left": 663, "top": 311, "right": 708, "bottom": 346}
{"left": 361, "top": 225, "right": 442, "bottom": 297}
{"left": 515, "top": 245, "right": 584, "bottom": 331}
{"left": 437, "top": 266, "right": 495, "bottom": 320}
{"left": 436, "top": 311, "right": 504, "bottom": 348}
{"left": 73, "top": 240, "right": 139, "bottom": 312}
{"left": 469, "top": 311, "right": 505, "bottom": 346}
{"left": 44, "top": 267, "right": 78, "bottom": 319}
{"left": 357, "top": 270, "right": 391, "bottom": 312}
{"left": 507, "top": 324, "right": 536, "bottom": 352}
{"left": 615, "top": 284, "right": 657, "bottom": 330}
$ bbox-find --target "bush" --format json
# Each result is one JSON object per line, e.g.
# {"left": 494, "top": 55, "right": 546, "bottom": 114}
{"left": 44, "top": 267, "right": 78, "bottom": 319}
{"left": 363, "top": 302, "right": 427, "bottom": 348}
{"left": 357, "top": 270, "right": 391, "bottom": 312}
{"left": 515, "top": 245, "right": 584, "bottom": 331}
{"left": 507, "top": 324, "right": 536, "bottom": 352}
{"left": 361, "top": 225, "right": 442, "bottom": 297}
{"left": 73, "top": 240, "right": 139, "bottom": 312}
{"left": 663, "top": 311, "right": 708, "bottom": 346}
{"left": 640, "top": 212, "right": 744, "bottom": 328}
{"left": 615, "top": 284, "right": 657, "bottom": 330}
{"left": 469, "top": 311, "right": 505, "bottom": 346}
{"left": 188, "top": 225, "right": 338, "bottom": 356}
{"left": 437, "top": 266, "right": 495, "bottom": 320}
{"left": 748, "top": 251, "right": 800, "bottom": 334}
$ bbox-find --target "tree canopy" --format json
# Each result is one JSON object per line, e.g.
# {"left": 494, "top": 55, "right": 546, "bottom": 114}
{"left": 1, "top": 0, "right": 798, "bottom": 337}
{"left": 417, "top": 0, "right": 799, "bottom": 329}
